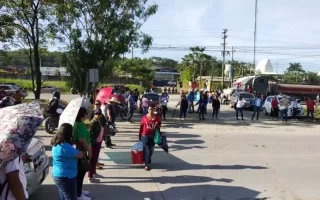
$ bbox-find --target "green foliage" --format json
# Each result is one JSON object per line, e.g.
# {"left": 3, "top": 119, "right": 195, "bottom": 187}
{"left": 0, "top": 78, "right": 69, "bottom": 93}
{"left": 117, "top": 58, "right": 155, "bottom": 83}
{"left": 51, "top": 0, "right": 158, "bottom": 94}
{"left": 150, "top": 57, "right": 178, "bottom": 69}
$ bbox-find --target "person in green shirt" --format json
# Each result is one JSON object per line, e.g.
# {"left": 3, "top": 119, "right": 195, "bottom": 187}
{"left": 73, "top": 107, "right": 92, "bottom": 199}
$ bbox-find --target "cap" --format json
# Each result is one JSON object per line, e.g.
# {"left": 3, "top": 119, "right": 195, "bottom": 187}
{"left": 94, "top": 108, "right": 102, "bottom": 115}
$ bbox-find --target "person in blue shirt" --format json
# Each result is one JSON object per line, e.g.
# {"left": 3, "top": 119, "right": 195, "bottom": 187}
{"left": 51, "top": 123, "right": 84, "bottom": 200}
{"left": 195, "top": 94, "right": 207, "bottom": 120}
{"left": 187, "top": 91, "right": 195, "bottom": 113}
{"left": 251, "top": 95, "right": 263, "bottom": 120}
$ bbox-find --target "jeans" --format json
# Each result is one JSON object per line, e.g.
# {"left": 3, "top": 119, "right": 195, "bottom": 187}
{"left": 252, "top": 106, "right": 261, "bottom": 120}
{"left": 292, "top": 108, "right": 298, "bottom": 119}
{"left": 143, "top": 106, "right": 148, "bottom": 115}
{"left": 88, "top": 142, "right": 102, "bottom": 178}
{"left": 236, "top": 107, "right": 244, "bottom": 119}
{"left": 188, "top": 101, "right": 194, "bottom": 113}
{"left": 281, "top": 109, "right": 288, "bottom": 122}
{"left": 141, "top": 135, "right": 154, "bottom": 166}
{"left": 212, "top": 108, "right": 219, "bottom": 119}
{"left": 307, "top": 109, "right": 314, "bottom": 120}
{"left": 179, "top": 109, "right": 187, "bottom": 119}
{"left": 162, "top": 106, "right": 167, "bottom": 119}
{"left": 127, "top": 106, "right": 134, "bottom": 121}
{"left": 53, "top": 176, "right": 77, "bottom": 200}
{"left": 199, "top": 105, "right": 205, "bottom": 119}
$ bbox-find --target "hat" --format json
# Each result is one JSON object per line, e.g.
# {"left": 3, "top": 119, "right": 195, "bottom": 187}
{"left": 94, "top": 108, "right": 102, "bottom": 115}
{"left": 109, "top": 97, "right": 120, "bottom": 104}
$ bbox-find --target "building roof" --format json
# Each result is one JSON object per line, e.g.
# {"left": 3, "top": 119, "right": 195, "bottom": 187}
{"left": 256, "top": 59, "right": 273, "bottom": 73}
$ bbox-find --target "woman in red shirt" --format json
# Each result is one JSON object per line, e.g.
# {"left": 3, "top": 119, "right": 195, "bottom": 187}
{"left": 271, "top": 96, "right": 279, "bottom": 120}
{"left": 139, "top": 104, "right": 162, "bottom": 170}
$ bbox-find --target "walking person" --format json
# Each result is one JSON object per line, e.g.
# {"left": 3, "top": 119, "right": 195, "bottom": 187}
{"left": 176, "top": 95, "right": 189, "bottom": 120}
{"left": 187, "top": 91, "right": 194, "bottom": 113}
{"left": 195, "top": 94, "right": 207, "bottom": 120}
{"left": 271, "top": 96, "right": 279, "bottom": 120}
{"left": 236, "top": 96, "right": 245, "bottom": 120}
{"left": 127, "top": 92, "right": 135, "bottom": 123}
{"left": 52, "top": 123, "right": 84, "bottom": 200}
{"left": 251, "top": 95, "right": 262, "bottom": 120}
{"left": 305, "top": 98, "right": 316, "bottom": 122}
{"left": 139, "top": 105, "right": 162, "bottom": 171}
{"left": 160, "top": 92, "right": 169, "bottom": 120}
{"left": 212, "top": 95, "right": 221, "bottom": 119}
{"left": 88, "top": 109, "right": 106, "bottom": 182}
{"left": 279, "top": 95, "right": 289, "bottom": 122}
{"left": 141, "top": 95, "right": 149, "bottom": 115}
{"left": 73, "top": 107, "right": 91, "bottom": 200}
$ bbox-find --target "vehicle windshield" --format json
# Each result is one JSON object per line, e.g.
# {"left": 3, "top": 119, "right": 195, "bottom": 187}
{"left": 239, "top": 93, "right": 255, "bottom": 98}
{"left": 144, "top": 94, "right": 159, "bottom": 101}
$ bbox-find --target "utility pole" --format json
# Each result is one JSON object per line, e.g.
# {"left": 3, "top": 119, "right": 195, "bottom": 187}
{"left": 221, "top": 29, "right": 228, "bottom": 87}
{"left": 231, "top": 46, "right": 236, "bottom": 87}
{"left": 276, "top": 63, "right": 278, "bottom": 79}
{"left": 253, "top": 0, "right": 258, "bottom": 75}
{"left": 131, "top": 46, "right": 134, "bottom": 59}
{"left": 231, "top": 46, "right": 235, "bottom": 61}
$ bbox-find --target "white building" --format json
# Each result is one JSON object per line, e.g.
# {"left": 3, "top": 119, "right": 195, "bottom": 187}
{"left": 255, "top": 59, "right": 281, "bottom": 75}
{"left": 40, "top": 67, "right": 69, "bottom": 76}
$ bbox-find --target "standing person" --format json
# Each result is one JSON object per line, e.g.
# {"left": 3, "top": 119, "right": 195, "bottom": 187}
{"left": 236, "top": 96, "right": 245, "bottom": 120}
{"left": 164, "top": 87, "right": 167, "bottom": 93}
{"left": 0, "top": 156, "right": 28, "bottom": 200}
{"left": 176, "top": 95, "right": 189, "bottom": 120}
{"left": 212, "top": 95, "right": 220, "bottom": 119}
{"left": 292, "top": 98, "right": 298, "bottom": 120}
{"left": 195, "top": 95, "right": 207, "bottom": 120}
{"left": 73, "top": 107, "right": 91, "bottom": 200}
{"left": 203, "top": 91, "right": 209, "bottom": 114}
{"left": 139, "top": 105, "right": 161, "bottom": 170}
{"left": 12, "top": 90, "right": 24, "bottom": 105}
{"left": 187, "top": 91, "right": 194, "bottom": 113}
{"left": 88, "top": 109, "right": 105, "bottom": 182}
{"left": 271, "top": 96, "right": 279, "bottom": 120}
{"left": 127, "top": 92, "right": 135, "bottom": 123}
{"left": 120, "top": 90, "right": 127, "bottom": 101}
{"left": 160, "top": 92, "right": 169, "bottom": 120}
{"left": 52, "top": 123, "right": 84, "bottom": 200}
{"left": 305, "top": 98, "right": 316, "bottom": 122}
{"left": 142, "top": 95, "right": 149, "bottom": 115}
{"left": 133, "top": 88, "right": 139, "bottom": 108}
{"left": 168, "top": 86, "right": 171, "bottom": 93}
{"left": 251, "top": 95, "right": 262, "bottom": 120}
{"left": 279, "top": 95, "right": 289, "bottom": 122}
{"left": 88, "top": 100, "right": 105, "bottom": 169}
{"left": 104, "top": 97, "right": 118, "bottom": 149}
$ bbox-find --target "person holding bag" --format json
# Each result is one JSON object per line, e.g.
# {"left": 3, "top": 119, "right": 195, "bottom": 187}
{"left": 73, "top": 107, "right": 91, "bottom": 200}
{"left": 139, "top": 104, "right": 162, "bottom": 171}
{"left": 52, "top": 123, "right": 84, "bottom": 200}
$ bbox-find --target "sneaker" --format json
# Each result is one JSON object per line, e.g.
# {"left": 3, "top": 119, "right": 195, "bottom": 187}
{"left": 97, "top": 162, "right": 104, "bottom": 166}
{"left": 82, "top": 190, "right": 90, "bottom": 195}
{"left": 110, "top": 144, "right": 116, "bottom": 146}
{"left": 144, "top": 166, "right": 149, "bottom": 171}
{"left": 96, "top": 165, "right": 103, "bottom": 170}
{"left": 77, "top": 194, "right": 91, "bottom": 200}
{"left": 105, "top": 146, "right": 113, "bottom": 149}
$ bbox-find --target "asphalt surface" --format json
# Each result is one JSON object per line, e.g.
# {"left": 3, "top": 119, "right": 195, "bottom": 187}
{"left": 29, "top": 94, "right": 320, "bottom": 200}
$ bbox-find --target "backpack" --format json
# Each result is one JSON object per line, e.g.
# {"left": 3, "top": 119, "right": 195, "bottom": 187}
{"left": 0, "top": 157, "right": 21, "bottom": 200}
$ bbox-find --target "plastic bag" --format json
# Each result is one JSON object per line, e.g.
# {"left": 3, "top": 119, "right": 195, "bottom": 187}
{"left": 154, "top": 129, "right": 162, "bottom": 145}
{"left": 131, "top": 141, "right": 143, "bottom": 152}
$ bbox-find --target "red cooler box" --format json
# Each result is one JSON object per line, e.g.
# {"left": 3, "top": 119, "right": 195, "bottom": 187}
{"left": 131, "top": 150, "right": 144, "bottom": 164}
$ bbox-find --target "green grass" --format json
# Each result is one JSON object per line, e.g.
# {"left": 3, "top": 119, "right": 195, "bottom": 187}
{"left": 0, "top": 78, "right": 145, "bottom": 94}
{"left": 0, "top": 78, "right": 69, "bottom": 93}
{"left": 303, "top": 106, "right": 320, "bottom": 119}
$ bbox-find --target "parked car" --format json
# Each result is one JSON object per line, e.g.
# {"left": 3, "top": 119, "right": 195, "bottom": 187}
{"left": 0, "top": 84, "right": 28, "bottom": 97}
{"left": 263, "top": 95, "right": 304, "bottom": 117}
{"left": 37, "top": 86, "right": 60, "bottom": 94}
{"left": 25, "top": 138, "right": 49, "bottom": 195}
{"left": 229, "top": 92, "right": 256, "bottom": 109}
{"left": 138, "top": 93, "right": 160, "bottom": 113}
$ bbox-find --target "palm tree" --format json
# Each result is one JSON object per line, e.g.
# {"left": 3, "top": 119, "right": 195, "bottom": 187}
{"left": 287, "top": 63, "right": 305, "bottom": 83}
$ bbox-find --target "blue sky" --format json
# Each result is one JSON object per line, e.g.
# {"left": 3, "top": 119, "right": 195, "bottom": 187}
{"left": 128, "top": 0, "right": 320, "bottom": 73}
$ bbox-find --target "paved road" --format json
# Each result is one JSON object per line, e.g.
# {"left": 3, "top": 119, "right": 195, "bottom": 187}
{"left": 29, "top": 95, "right": 320, "bottom": 200}
{"left": 26, "top": 92, "right": 80, "bottom": 102}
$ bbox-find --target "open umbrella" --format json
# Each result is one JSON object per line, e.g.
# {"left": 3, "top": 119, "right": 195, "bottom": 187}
{"left": 58, "top": 97, "right": 85, "bottom": 128}
{"left": 96, "top": 87, "right": 125, "bottom": 104}
{"left": 0, "top": 101, "right": 43, "bottom": 169}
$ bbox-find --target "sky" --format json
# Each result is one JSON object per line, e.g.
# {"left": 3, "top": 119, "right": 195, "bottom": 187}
{"left": 125, "top": 0, "right": 320, "bottom": 73}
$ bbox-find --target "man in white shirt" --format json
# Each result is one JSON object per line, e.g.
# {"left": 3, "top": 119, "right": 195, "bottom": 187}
{"left": 0, "top": 156, "right": 28, "bottom": 200}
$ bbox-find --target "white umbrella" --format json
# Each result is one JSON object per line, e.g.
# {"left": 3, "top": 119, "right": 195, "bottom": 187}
{"left": 58, "top": 97, "right": 86, "bottom": 128}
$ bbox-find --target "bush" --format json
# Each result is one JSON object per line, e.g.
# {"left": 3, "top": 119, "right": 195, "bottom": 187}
{"left": 0, "top": 78, "right": 70, "bottom": 93}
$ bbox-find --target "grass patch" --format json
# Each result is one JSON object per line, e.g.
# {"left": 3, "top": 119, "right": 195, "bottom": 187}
{"left": 0, "top": 78, "right": 69, "bottom": 93}
{"left": 303, "top": 106, "right": 320, "bottom": 119}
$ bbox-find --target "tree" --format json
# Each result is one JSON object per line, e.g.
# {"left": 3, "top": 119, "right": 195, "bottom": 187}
{"left": 51, "top": 0, "right": 158, "bottom": 95}
{"left": 0, "top": 0, "right": 58, "bottom": 99}
{"left": 284, "top": 63, "right": 305, "bottom": 83}
{"left": 287, "top": 63, "right": 305, "bottom": 73}
{"left": 150, "top": 57, "right": 178, "bottom": 69}
{"left": 117, "top": 58, "right": 154, "bottom": 84}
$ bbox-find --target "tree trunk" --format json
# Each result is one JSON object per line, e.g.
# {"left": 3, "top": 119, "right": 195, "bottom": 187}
{"left": 33, "top": 44, "right": 41, "bottom": 100}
